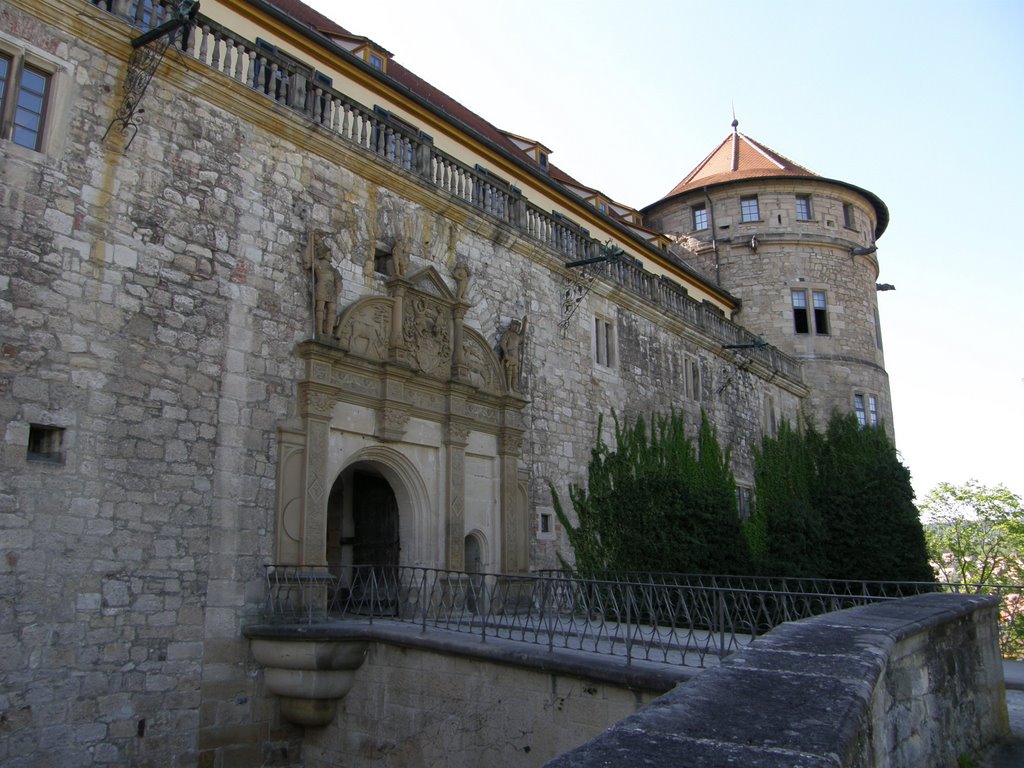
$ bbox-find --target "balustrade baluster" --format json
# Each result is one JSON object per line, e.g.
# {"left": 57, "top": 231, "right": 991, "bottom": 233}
{"left": 198, "top": 24, "right": 210, "bottom": 63}
{"left": 210, "top": 31, "right": 222, "bottom": 70}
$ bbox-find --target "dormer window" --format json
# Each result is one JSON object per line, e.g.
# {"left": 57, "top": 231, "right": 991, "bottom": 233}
{"left": 538, "top": 151, "right": 548, "bottom": 170}
{"left": 368, "top": 52, "right": 383, "bottom": 70}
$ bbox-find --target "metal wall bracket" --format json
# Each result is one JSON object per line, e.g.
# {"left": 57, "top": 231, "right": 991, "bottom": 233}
{"left": 102, "top": 0, "right": 199, "bottom": 151}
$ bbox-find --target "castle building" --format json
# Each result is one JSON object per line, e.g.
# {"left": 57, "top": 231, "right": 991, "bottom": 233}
{"left": 643, "top": 124, "right": 893, "bottom": 438}
{"left": 0, "top": 0, "right": 894, "bottom": 764}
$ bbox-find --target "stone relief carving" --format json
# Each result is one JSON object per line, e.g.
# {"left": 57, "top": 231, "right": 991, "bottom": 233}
{"left": 330, "top": 370, "right": 378, "bottom": 396}
{"left": 336, "top": 302, "right": 391, "bottom": 360}
{"left": 403, "top": 295, "right": 452, "bottom": 376}
{"left": 499, "top": 316, "right": 527, "bottom": 393}
{"left": 303, "top": 230, "right": 342, "bottom": 338}
{"left": 462, "top": 335, "right": 496, "bottom": 391}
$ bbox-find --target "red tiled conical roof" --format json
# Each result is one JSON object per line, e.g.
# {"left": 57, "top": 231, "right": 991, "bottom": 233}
{"left": 662, "top": 129, "right": 818, "bottom": 199}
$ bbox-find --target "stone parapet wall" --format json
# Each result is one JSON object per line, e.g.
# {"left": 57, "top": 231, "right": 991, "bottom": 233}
{"left": 545, "top": 593, "right": 1008, "bottom": 768}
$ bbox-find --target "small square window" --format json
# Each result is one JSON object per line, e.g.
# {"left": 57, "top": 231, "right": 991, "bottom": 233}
{"left": 740, "top": 196, "right": 759, "bottom": 223}
{"left": 692, "top": 203, "right": 708, "bottom": 231}
{"left": 796, "top": 194, "right": 812, "bottom": 221}
{"left": 27, "top": 424, "right": 64, "bottom": 464}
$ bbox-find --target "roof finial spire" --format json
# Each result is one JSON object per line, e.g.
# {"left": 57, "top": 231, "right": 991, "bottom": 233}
{"left": 731, "top": 104, "right": 739, "bottom": 132}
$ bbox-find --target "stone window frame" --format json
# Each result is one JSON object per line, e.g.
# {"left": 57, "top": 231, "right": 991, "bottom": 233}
{"left": 795, "top": 193, "right": 813, "bottom": 222}
{"left": 842, "top": 202, "right": 857, "bottom": 229}
{"left": 0, "top": 32, "right": 71, "bottom": 155}
{"left": 740, "top": 195, "right": 760, "bottom": 223}
{"left": 593, "top": 315, "right": 616, "bottom": 369}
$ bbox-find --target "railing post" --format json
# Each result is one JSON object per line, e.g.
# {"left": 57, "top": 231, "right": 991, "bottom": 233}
{"left": 421, "top": 571, "right": 427, "bottom": 634}
{"left": 625, "top": 584, "right": 632, "bottom": 667}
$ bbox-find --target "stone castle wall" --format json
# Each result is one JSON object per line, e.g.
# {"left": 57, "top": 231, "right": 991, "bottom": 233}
{"left": 0, "top": 2, "right": 805, "bottom": 765}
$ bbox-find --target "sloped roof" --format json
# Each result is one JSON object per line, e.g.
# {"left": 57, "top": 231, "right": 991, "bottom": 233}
{"left": 663, "top": 129, "right": 818, "bottom": 198}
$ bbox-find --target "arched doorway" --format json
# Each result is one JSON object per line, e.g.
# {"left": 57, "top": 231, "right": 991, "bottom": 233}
{"left": 326, "top": 463, "right": 401, "bottom": 610}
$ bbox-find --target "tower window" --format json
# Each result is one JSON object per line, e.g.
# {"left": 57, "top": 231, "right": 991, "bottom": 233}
{"left": 812, "top": 290, "right": 829, "bottom": 335}
{"left": 854, "top": 393, "right": 879, "bottom": 427}
{"left": 796, "top": 194, "right": 812, "bottom": 221}
{"left": 873, "top": 307, "right": 883, "bottom": 350}
{"left": 792, "top": 289, "right": 809, "bottom": 334}
{"left": 27, "top": 424, "right": 64, "bottom": 463}
{"left": 740, "top": 196, "right": 759, "bottom": 222}
{"left": 842, "top": 203, "right": 856, "bottom": 229}
{"left": 692, "top": 203, "right": 708, "bottom": 231}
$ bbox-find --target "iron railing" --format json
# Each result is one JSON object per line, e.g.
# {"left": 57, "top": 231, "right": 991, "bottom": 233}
{"left": 259, "top": 565, "right": 942, "bottom": 668}
{"left": 87, "top": 0, "right": 801, "bottom": 381}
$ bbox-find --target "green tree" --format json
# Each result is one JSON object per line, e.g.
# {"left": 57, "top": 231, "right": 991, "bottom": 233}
{"left": 923, "top": 480, "right": 1024, "bottom": 585}
{"left": 553, "top": 410, "right": 750, "bottom": 577}
{"left": 923, "top": 480, "right": 1024, "bottom": 657}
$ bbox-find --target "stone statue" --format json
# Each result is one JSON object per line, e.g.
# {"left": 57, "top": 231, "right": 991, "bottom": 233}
{"left": 452, "top": 261, "right": 470, "bottom": 301}
{"left": 392, "top": 241, "right": 409, "bottom": 277}
{"left": 303, "top": 230, "right": 341, "bottom": 337}
{"left": 499, "top": 315, "right": 527, "bottom": 392}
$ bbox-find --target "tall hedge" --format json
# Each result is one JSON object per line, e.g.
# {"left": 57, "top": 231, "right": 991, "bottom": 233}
{"left": 747, "top": 414, "right": 933, "bottom": 583}
{"left": 553, "top": 410, "right": 750, "bottom": 577}
{"left": 813, "top": 415, "right": 933, "bottom": 582}
{"left": 746, "top": 422, "right": 827, "bottom": 577}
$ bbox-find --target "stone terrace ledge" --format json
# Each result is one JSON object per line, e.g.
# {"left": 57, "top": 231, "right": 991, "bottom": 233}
{"left": 243, "top": 619, "right": 697, "bottom": 699}
{"left": 545, "top": 593, "right": 1009, "bottom": 768}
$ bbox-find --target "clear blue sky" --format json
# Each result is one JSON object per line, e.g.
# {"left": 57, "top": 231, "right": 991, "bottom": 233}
{"left": 306, "top": 0, "right": 1024, "bottom": 501}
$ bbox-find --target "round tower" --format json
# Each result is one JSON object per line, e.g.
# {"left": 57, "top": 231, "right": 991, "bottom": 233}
{"left": 642, "top": 123, "right": 894, "bottom": 439}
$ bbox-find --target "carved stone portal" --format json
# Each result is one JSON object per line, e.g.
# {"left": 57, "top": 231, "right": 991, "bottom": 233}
{"left": 277, "top": 266, "right": 529, "bottom": 575}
